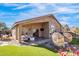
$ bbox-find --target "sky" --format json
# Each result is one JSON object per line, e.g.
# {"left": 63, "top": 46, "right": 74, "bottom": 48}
{"left": 0, "top": 3, "right": 79, "bottom": 28}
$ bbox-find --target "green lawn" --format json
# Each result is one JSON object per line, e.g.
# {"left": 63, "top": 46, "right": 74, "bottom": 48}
{"left": 0, "top": 45, "right": 58, "bottom": 56}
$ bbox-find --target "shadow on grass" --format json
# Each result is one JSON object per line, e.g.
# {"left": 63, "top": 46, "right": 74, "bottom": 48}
{"left": 32, "top": 44, "right": 58, "bottom": 53}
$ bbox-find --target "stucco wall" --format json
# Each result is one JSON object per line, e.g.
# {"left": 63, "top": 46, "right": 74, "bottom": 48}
{"left": 49, "top": 16, "right": 62, "bottom": 32}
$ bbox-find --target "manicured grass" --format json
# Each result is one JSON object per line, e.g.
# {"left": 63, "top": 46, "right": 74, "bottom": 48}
{"left": 0, "top": 45, "right": 58, "bottom": 56}
{"left": 71, "top": 38, "right": 79, "bottom": 45}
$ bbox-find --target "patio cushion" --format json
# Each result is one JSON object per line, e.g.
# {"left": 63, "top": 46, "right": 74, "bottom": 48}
{"left": 30, "top": 37, "right": 35, "bottom": 41}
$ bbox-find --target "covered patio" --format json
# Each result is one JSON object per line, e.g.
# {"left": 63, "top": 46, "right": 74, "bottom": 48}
{"left": 12, "top": 14, "right": 62, "bottom": 44}
{"left": 16, "top": 22, "right": 50, "bottom": 44}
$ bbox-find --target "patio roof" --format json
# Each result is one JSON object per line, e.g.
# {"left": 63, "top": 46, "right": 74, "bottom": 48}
{"left": 11, "top": 14, "right": 62, "bottom": 29}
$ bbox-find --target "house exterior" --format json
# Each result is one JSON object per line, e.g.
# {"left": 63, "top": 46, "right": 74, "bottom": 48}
{"left": 11, "top": 14, "right": 62, "bottom": 43}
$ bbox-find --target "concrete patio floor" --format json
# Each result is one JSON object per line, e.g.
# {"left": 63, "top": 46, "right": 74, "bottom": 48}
{"left": 0, "top": 38, "right": 50, "bottom": 46}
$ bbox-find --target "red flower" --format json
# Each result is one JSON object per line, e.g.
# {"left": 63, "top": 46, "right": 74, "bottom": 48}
{"left": 59, "top": 51, "right": 68, "bottom": 56}
{"left": 74, "top": 50, "right": 79, "bottom": 56}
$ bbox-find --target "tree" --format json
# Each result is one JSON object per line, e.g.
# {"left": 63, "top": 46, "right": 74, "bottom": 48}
{"left": 63, "top": 24, "right": 70, "bottom": 32}
{"left": 0, "top": 22, "right": 9, "bottom": 34}
{"left": 71, "top": 27, "right": 79, "bottom": 35}
{"left": 75, "top": 27, "right": 79, "bottom": 35}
